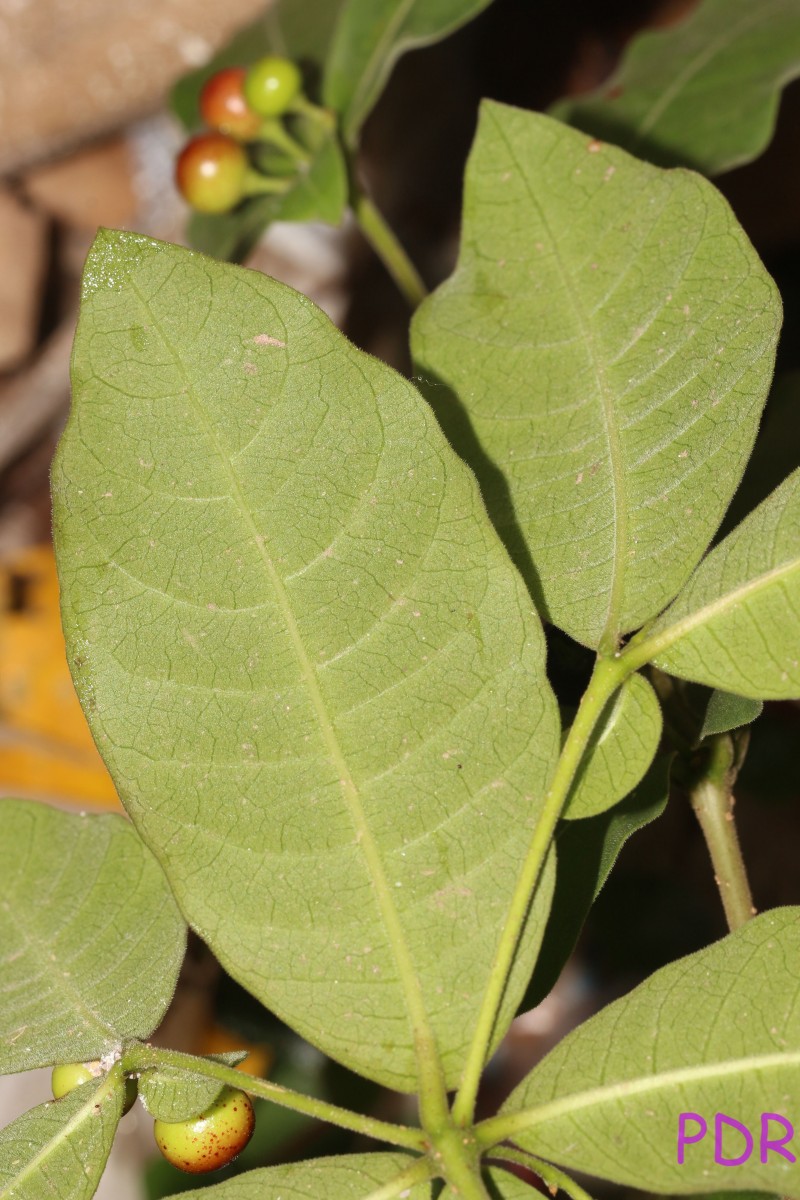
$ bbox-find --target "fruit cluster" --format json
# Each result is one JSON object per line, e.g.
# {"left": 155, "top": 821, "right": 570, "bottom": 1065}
{"left": 176, "top": 56, "right": 306, "bottom": 215}
{"left": 52, "top": 1063, "right": 255, "bottom": 1174}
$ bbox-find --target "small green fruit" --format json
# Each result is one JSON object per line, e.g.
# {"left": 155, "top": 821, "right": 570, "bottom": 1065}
{"left": 153, "top": 1085, "right": 255, "bottom": 1174}
{"left": 52, "top": 1061, "right": 137, "bottom": 1113}
{"left": 243, "top": 55, "right": 302, "bottom": 117}
{"left": 52, "top": 1060, "right": 97, "bottom": 1098}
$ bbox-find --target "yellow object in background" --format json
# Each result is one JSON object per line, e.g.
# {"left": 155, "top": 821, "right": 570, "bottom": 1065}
{"left": 0, "top": 543, "right": 121, "bottom": 810}
{"left": 198, "top": 1025, "right": 272, "bottom": 1081}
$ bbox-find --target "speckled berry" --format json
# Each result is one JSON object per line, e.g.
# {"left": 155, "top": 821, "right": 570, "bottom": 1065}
{"left": 153, "top": 1085, "right": 255, "bottom": 1174}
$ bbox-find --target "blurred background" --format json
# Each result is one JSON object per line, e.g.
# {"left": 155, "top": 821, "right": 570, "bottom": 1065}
{"left": 1, "top": 0, "right": 799, "bottom": 1195}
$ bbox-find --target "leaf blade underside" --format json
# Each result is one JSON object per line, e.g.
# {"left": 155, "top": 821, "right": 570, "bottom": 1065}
{"left": 53, "top": 230, "right": 559, "bottom": 1092}
{"left": 411, "top": 104, "right": 781, "bottom": 649}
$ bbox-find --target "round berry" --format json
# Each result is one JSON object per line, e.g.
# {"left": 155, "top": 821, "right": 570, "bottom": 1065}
{"left": 199, "top": 68, "right": 262, "bottom": 140}
{"left": 52, "top": 1061, "right": 98, "bottom": 1099}
{"left": 243, "top": 56, "right": 302, "bottom": 117}
{"left": 175, "top": 134, "right": 249, "bottom": 214}
{"left": 153, "top": 1085, "right": 255, "bottom": 1174}
{"left": 52, "top": 1061, "right": 137, "bottom": 1114}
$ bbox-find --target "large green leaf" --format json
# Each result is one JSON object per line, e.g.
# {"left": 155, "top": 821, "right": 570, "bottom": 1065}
{"left": 53, "top": 230, "right": 559, "bottom": 1093}
{"left": 563, "top": 673, "right": 661, "bottom": 819}
{"left": 522, "top": 755, "right": 671, "bottom": 1010}
{"left": 631, "top": 469, "right": 800, "bottom": 698}
{"left": 163, "top": 1152, "right": 536, "bottom": 1198}
{"left": 551, "top": 0, "right": 800, "bottom": 176}
{"left": 323, "top": 0, "right": 496, "bottom": 145}
{"left": 0, "top": 1069, "right": 123, "bottom": 1199}
{"left": 411, "top": 103, "right": 781, "bottom": 650}
{"left": 498, "top": 907, "right": 800, "bottom": 1195}
{"left": 0, "top": 799, "right": 185, "bottom": 1073}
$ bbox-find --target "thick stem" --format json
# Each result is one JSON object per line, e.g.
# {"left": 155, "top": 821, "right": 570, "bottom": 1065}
{"left": 350, "top": 182, "right": 428, "bottom": 309}
{"left": 122, "top": 1043, "right": 425, "bottom": 1151}
{"left": 451, "top": 655, "right": 626, "bottom": 1127}
{"left": 687, "top": 733, "right": 755, "bottom": 931}
{"left": 435, "top": 1128, "right": 491, "bottom": 1199}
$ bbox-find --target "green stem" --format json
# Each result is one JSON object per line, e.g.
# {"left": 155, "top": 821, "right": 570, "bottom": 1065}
{"left": 434, "top": 1128, "right": 491, "bottom": 1199}
{"left": 258, "top": 117, "right": 310, "bottom": 163}
{"left": 288, "top": 93, "right": 329, "bottom": 124}
{"left": 243, "top": 169, "right": 292, "bottom": 198}
{"left": 362, "top": 1157, "right": 437, "bottom": 1200}
{"left": 122, "top": 1044, "right": 425, "bottom": 1151}
{"left": 451, "top": 655, "right": 626, "bottom": 1127}
{"left": 492, "top": 1147, "right": 596, "bottom": 1200}
{"left": 350, "top": 182, "right": 428, "bottom": 309}
{"left": 687, "top": 733, "right": 755, "bottom": 931}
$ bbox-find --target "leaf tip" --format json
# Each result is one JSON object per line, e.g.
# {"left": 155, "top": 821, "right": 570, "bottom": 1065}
{"left": 81, "top": 228, "right": 164, "bottom": 300}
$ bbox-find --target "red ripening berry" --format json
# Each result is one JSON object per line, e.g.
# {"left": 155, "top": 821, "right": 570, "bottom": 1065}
{"left": 199, "top": 68, "right": 262, "bottom": 140}
{"left": 153, "top": 1086, "right": 255, "bottom": 1174}
{"left": 175, "top": 133, "right": 248, "bottom": 214}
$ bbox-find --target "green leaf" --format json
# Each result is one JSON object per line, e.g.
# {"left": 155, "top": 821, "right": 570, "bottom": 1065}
{"left": 411, "top": 103, "right": 781, "bottom": 650}
{"left": 162, "top": 1152, "right": 536, "bottom": 1197}
{"left": 53, "top": 230, "right": 560, "bottom": 1093}
{"left": 699, "top": 689, "right": 763, "bottom": 740}
{"left": 138, "top": 1051, "right": 247, "bottom": 1120}
{"left": 188, "top": 113, "right": 348, "bottom": 263}
{"left": 633, "top": 468, "right": 800, "bottom": 699}
{"left": 170, "top": 1, "right": 345, "bottom": 130}
{"left": 0, "top": 799, "right": 185, "bottom": 1073}
{"left": 551, "top": 0, "right": 800, "bottom": 176}
{"left": 696, "top": 1194, "right": 781, "bottom": 1200}
{"left": 139, "top": 1066, "right": 225, "bottom": 1123}
{"left": 0, "top": 1068, "right": 123, "bottom": 1199}
{"left": 522, "top": 755, "right": 671, "bottom": 1010}
{"left": 323, "top": 0, "right": 496, "bottom": 146}
{"left": 499, "top": 907, "right": 800, "bottom": 1196}
{"left": 564, "top": 673, "right": 661, "bottom": 819}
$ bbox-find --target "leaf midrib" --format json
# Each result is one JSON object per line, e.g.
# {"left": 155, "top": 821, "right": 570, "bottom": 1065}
{"left": 631, "top": 2, "right": 771, "bottom": 147}
{"left": 338, "top": 0, "right": 416, "bottom": 140}
{"left": 497, "top": 1047, "right": 800, "bottom": 1138}
{"left": 1, "top": 1074, "right": 117, "bottom": 1194}
{"left": 490, "top": 109, "right": 629, "bottom": 650}
{"left": 3, "top": 842, "right": 119, "bottom": 1049}
{"left": 626, "top": 552, "right": 800, "bottom": 671}
{"left": 125, "top": 274, "right": 437, "bottom": 1084}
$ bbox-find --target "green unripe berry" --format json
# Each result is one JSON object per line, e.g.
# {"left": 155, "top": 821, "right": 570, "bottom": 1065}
{"left": 52, "top": 1061, "right": 137, "bottom": 1114}
{"left": 153, "top": 1085, "right": 255, "bottom": 1174}
{"left": 175, "top": 133, "right": 249, "bottom": 214}
{"left": 243, "top": 56, "right": 302, "bottom": 117}
{"left": 52, "top": 1061, "right": 96, "bottom": 1098}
